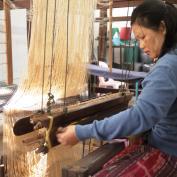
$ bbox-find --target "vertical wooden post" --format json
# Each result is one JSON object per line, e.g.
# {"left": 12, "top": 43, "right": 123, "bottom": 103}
{"left": 27, "top": 0, "right": 33, "bottom": 49}
{"left": 108, "top": 0, "right": 113, "bottom": 72}
{"left": 98, "top": 8, "right": 107, "bottom": 62}
{"left": 26, "top": 9, "right": 31, "bottom": 48}
{"left": 3, "top": 0, "right": 13, "bottom": 85}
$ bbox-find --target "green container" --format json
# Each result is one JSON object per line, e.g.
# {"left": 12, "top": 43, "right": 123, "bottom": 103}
{"left": 112, "top": 28, "right": 119, "bottom": 38}
{"left": 124, "top": 42, "right": 139, "bottom": 64}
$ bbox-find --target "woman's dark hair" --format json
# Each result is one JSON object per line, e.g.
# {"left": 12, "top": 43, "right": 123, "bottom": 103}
{"left": 131, "top": 0, "right": 177, "bottom": 56}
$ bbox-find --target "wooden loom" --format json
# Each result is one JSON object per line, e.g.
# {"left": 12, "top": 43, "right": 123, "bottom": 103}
{"left": 1, "top": 0, "right": 133, "bottom": 177}
{"left": 12, "top": 91, "right": 132, "bottom": 152}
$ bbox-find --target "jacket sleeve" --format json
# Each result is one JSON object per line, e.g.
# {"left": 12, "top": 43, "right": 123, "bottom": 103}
{"left": 76, "top": 63, "right": 177, "bottom": 141}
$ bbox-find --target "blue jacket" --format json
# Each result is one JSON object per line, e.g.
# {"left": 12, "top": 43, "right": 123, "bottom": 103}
{"left": 76, "top": 48, "right": 177, "bottom": 157}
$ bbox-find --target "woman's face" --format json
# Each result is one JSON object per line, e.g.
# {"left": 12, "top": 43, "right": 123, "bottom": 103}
{"left": 132, "top": 23, "right": 166, "bottom": 60}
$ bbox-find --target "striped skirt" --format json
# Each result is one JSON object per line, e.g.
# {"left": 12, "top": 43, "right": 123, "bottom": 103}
{"left": 93, "top": 144, "right": 177, "bottom": 177}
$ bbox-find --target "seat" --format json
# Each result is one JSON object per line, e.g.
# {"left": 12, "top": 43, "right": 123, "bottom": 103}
{"left": 62, "top": 142, "right": 125, "bottom": 177}
{"left": 62, "top": 135, "right": 145, "bottom": 177}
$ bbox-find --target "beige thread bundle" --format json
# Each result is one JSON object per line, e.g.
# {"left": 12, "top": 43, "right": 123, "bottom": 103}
{"left": 3, "top": 0, "right": 97, "bottom": 176}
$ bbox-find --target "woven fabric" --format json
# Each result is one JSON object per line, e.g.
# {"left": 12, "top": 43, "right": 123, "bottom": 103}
{"left": 93, "top": 144, "right": 177, "bottom": 177}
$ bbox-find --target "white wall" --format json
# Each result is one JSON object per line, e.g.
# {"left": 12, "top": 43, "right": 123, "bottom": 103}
{"left": 11, "top": 9, "right": 28, "bottom": 84}
{"left": 0, "top": 10, "right": 7, "bottom": 83}
{"left": 0, "top": 9, "right": 28, "bottom": 85}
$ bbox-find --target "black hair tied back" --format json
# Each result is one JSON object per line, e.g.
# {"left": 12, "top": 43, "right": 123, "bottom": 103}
{"left": 131, "top": 0, "right": 177, "bottom": 56}
{"left": 163, "top": 1, "right": 177, "bottom": 52}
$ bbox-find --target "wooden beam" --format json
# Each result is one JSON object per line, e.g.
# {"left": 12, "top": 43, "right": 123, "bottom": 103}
{"left": 108, "top": 0, "right": 113, "bottom": 72}
{"left": 95, "top": 16, "right": 131, "bottom": 22}
{"left": 167, "top": 0, "right": 177, "bottom": 4}
{"left": 62, "top": 143, "right": 125, "bottom": 177}
{"left": 4, "top": 0, "right": 13, "bottom": 84}
{"left": 111, "top": 0, "right": 142, "bottom": 8}
{"left": 13, "top": 0, "right": 30, "bottom": 9}
{"left": 97, "top": 0, "right": 143, "bottom": 9}
{"left": 97, "top": 0, "right": 177, "bottom": 9}
{"left": 0, "top": 1, "right": 3, "bottom": 9}
{"left": 1, "top": 0, "right": 177, "bottom": 10}
{"left": 0, "top": 0, "right": 30, "bottom": 10}
{"left": 98, "top": 9, "right": 107, "bottom": 61}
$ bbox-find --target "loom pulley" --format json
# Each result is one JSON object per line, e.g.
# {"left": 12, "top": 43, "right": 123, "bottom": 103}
{"left": 46, "top": 92, "right": 55, "bottom": 114}
{"left": 13, "top": 111, "right": 54, "bottom": 154}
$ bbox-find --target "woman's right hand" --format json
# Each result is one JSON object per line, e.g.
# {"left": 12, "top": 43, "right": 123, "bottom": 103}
{"left": 56, "top": 125, "right": 79, "bottom": 146}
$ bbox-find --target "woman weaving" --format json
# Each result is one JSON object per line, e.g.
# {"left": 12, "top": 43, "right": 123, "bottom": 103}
{"left": 57, "top": 0, "right": 177, "bottom": 176}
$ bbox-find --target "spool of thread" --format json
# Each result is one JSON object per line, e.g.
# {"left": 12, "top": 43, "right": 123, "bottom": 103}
{"left": 120, "top": 27, "right": 131, "bottom": 40}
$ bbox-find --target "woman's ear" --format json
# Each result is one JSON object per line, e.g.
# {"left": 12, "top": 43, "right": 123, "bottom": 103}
{"left": 160, "top": 21, "right": 166, "bottom": 35}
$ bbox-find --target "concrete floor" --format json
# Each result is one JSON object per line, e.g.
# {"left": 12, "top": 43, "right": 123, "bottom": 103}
{"left": 0, "top": 83, "right": 18, "bottom": 156}
{"left": 0, "top": 113, "right": 3, "bottom": 156}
